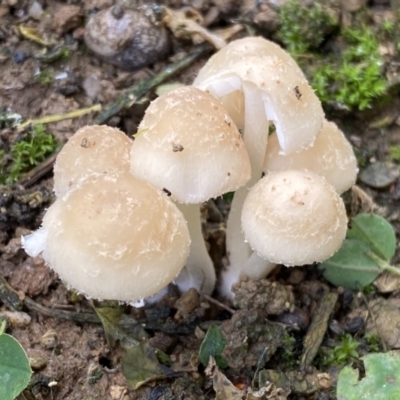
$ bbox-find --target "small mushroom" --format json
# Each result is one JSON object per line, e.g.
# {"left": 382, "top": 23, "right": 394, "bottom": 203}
{"left": 53, "top": 125, "right": 133, "bottom": 197}
{"left": 241, "top": 170, "right": 347, "bottom": 267}
{"left": 193, "top": 36, "right": 325, "bottom": 280}
{"left": 263, "top": 120, "right": 358, "bottom": 194}
{"left": 130, "top": 86, "right": 251, "bottom": 295}
{"left": 84, "top": 5, "right": 170, "bottom": 71}
{"left": 23, "top": 172, "right": 190, "bottom": 302}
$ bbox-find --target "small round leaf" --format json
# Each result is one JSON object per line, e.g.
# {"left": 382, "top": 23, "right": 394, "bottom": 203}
{"left": 347, "top": 214, "right": 396, "bottom": 261}
{"left": 318, "top": 239, "right": 381, "bottom": 290}
{"left": 0, "top": 333, "right": 32, "bottom": 400}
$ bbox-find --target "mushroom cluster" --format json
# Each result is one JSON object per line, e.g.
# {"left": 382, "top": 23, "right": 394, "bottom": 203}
{"left": 23, "top": 36, "right": 357, "bottom": 303}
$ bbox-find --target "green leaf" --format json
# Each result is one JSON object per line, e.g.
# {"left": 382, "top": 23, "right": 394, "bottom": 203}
{"left": 318, "top": 239, "right": 381, "bottom": 290}
{"left": 94, "top": 306, "right": 147, "bottom": 349}
{"left": 199, "top": 325, "right": 227, "bottom": 368}
{"left": 121, "top": 342, "right": 171, "bottom": 390}
{"left": 337, "top": 351, "right": 400, "bottom": 400}
{"left": 347, "top": 214, "right": 396, "bottom": 260}
{"left": 0, "top": 333, "right": 32, "bottom": 400}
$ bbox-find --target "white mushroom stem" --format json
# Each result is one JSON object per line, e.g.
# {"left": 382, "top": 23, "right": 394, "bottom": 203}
{"left": 223, "top": 85, "right": 271, "bottom": 297}
{"left": 241, "top": 252, "right": 276, "bottom": 278}
{"left": 174, "top": 203, "right": 216, "bottom": 295}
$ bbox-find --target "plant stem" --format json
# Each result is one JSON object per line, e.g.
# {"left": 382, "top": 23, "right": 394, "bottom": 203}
{"left": 367, "top": 252, "right": 400, "bottom": 276}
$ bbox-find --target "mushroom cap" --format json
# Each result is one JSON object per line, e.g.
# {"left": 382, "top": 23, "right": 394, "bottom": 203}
{"left": 53, "top": 125, "right": 133, "bottom": 197}
{"left": 241, "top": 170, "right": 347, "bottom": 266}
{"left": 130, "top": 86, "right": 251, "bottom": 203}
{"left": 193, "top": 36, "right": 324, "bottom": 154}
{"left": 264, "top": 120, "right": 358, "bottom": 194}
{"left": 42, "top": 172, "right": 190, "bottom": 302}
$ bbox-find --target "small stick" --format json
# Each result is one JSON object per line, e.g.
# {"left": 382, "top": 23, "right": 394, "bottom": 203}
{"left": 201, "top": 293, "right": 235, "bottom": 314}
{"left": 360, "top": 292, "right": 388, "bottom": 352}
{"left": 19, "top": 151, "right": 59, "bottom": 187}
{"left": 24, "top": 296, "right": 101, "bottom": 324}
{"left": 0, "top": 276, "right": 101, "bottom": 324}
{"left": 17, "top": 105, "right": 101, "bottom": 132}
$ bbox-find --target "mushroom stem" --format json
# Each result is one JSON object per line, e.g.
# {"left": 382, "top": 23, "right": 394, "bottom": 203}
{"left": 223, "top": 86, "right": 270, "bottom": 297}
{"left": 174, "top": 203, "right": 216, "bottom": 295}
{"left": 241, "top": 252, "right": 276, "bottom": 279}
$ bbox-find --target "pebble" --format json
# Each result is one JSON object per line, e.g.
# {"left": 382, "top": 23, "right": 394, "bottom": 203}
{"left": 41, "top": 329, "right": 58, "bottom": 349}
{"left": 0, "top": 311, "right": 31, "bottom": 328}
{"left": 28, "top": 1, "right": 44, "bottom": 20}
{"left": 13, "top": 50, "right": 28, "bottom": 64}
{"left": 82, "top": 75, "right": 101, "bottom": 100}
{"left": 53, "top": 5, "right": 82, "bottom": 36}
{"left": 29, "top": 352, "right": 47, "bottom": 371}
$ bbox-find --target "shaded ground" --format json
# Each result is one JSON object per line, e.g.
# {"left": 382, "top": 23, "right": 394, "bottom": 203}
{"left": 1, "top": 0, "right": 400, "bottom": 399}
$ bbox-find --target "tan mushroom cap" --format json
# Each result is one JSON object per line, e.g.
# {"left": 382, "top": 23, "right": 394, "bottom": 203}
{"left": 130, "top": 86, "right": 251, "bottom": 203}
{"left": 193, "top": 36, "right": 324, "bottom": 154}
{"left": 42, "top": 172, "right": 190, "bottom": 302}
{"left": 264, "top": 120, "right": 358, "bottom": 194}
{"left": 54, "top": 125, "right": 133, "bottom": 197}
{"left": 241, "top": 170, "right": 347, "bottom": 266}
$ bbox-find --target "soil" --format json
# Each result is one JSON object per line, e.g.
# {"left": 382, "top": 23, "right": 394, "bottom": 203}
{"left": 1, "top": 1, "right": 400, "bottom": 399}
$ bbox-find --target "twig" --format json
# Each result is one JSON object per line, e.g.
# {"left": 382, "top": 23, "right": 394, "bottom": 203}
{"left": 17, "top": 104, "right": 101, "bottom": 132}
{"left": 360, "top": 292, "right": 388, "bottom": 352}
{"left": 0, "top": 276, "right": 100, "bottom": 324}
{"left": 93, "top": 42, "right": 213, "bottom": 125}
{"left": 300, "top": 292, "right": 338, "bottom": 372}
{"left": 19, "top": 151, "right": 59, "bottom": 187}
{"left": 24, "top": 297, "right": 101, "bottom": 324}
{"left": 200, "top": 293, "right": 235, "bottom": 314}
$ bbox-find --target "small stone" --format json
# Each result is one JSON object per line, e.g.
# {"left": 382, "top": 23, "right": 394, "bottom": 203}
{"left": 13, "top": 50, "right": 28, "bottom": 64}
{"left": 110, "top": 385, "right": 128, "bottom": 400}
{"left": 82, "top": 75, "right": 101, "bottom": 100}
{"left": 276, "top": 307, "right": 310, "bottom": 331}
{"left": 41, "top": 329, "right": 58, "bottom": 349}
{"left": 53, "top": 5, "right": 82, "bottom": 36}
{"left": 29, "top": 352, "right": 47, "bottom": 371}
{"left": 28, "top": 1, "right": 44, "bottom": 20}
{"left": 344, "top": 316, "right": 364, "bottom": 333}
{"left": 174, "top": 288, "right": 200, "bottom": 318}
{"left": 0, "top": 311, "right": 31, "bottom": 328}
{"left": 359, "top": 161, "right": 400, "bottom": 189}
{"left": 87, "top": 362, "right": 103, "bottom": 385}
{"left": 194, "top": 326, "right": 205, "bottom": 340}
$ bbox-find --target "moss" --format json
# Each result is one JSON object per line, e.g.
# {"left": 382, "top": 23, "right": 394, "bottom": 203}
{"left": 277, "top": 0, "right": 338, "bottom": 54}
{"left": 317, "top": 334, "right": 360, "bottom": 368}
{"left": 0, "top": 124, "right": 58, "bottom": 184}
{"left": 388, "top": 145, "right": 400, "bottom": 162}
{"left": 277, "top": 3, "right": 389, "bottom": 111}
{"left": 310, "top": 26, "right": 387, "bottom": 110}
{"left": 34, "top": 69, "right": 53, "bottom": 86}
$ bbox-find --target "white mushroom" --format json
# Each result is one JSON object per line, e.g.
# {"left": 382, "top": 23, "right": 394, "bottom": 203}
{"left": 264, "top": 120, "right": 358, "bottom": 194}
{"left": 23, "top": 172, "right": 190, "bottom": 302}
{"left": 53, "top": 125, "right": 133, "bottom": 197}
{"left": 241, "top": 170, "right": 347, "bottom": 267}
{"left": 130, "top": 86, "right": 251, "bottom": 295}
{"left": 193, "top": 36, "right": 325, "bottom": 288}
